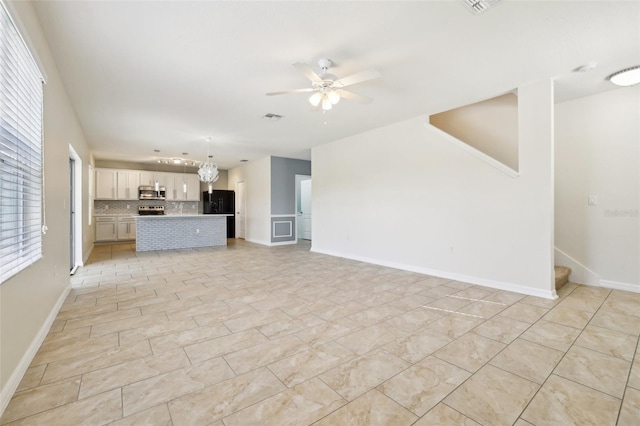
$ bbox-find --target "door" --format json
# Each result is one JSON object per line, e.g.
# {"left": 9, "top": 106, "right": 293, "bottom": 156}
{"left": 300, "top": 179, "right": 312, "bottom": 240}
{"left": 235, "top": 181, "right": 246, "bottom": 239}
{"left": 69, "top": 158, "right": 75, "bottom": 271}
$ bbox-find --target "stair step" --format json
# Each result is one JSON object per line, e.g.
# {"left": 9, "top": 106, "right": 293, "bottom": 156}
{"left": 555, "top": 266, "right": 571, "bottom": 290}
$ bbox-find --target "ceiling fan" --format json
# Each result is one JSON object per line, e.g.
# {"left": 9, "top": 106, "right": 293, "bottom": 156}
{"left": 266, "top": 58, "right": 381, "bottom": 111}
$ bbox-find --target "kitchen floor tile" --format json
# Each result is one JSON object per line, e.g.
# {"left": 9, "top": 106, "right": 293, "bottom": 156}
{"left": 521, "top": 374, "right": 620, "bottom": 426}
{"left": 2, "top": 240, "right": 637, "bottom": 425}
{"left": 313, "top": 389, "right": 417, "bottom": 426}
{"left": 378, "top": 356, "right": 470, "bottom": 416}
{"left": 554, "top": 345, "right": 631, "bottom": 398}
{"left": 444, "top": 365, "right": 539, "bottom": 426}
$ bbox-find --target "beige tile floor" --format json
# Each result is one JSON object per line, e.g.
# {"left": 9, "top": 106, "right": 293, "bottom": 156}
{"left": 2, "top": 239, "right": 639, "bottom": 425}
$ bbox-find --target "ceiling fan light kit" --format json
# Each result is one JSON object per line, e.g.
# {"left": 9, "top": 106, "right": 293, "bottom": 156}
{"left": 266, "top": 58, "right": 380, "bottom": 111}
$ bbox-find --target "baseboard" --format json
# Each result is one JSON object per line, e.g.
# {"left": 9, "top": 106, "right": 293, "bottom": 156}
{"left": 554, "top": 247, "right": 599, "bottom": 286}
{"left": 0, "top": 284, "right": 71, "bottom": 417}
{"left": 268, "top": 240, "right": 297, "bottom": 246}
{"left": 598, "top": 279, "right": 640, "bottom": 293}
{"left": 82, "top": 244, "right": 94, "bottom": 265}
{"left": 311, "top": 247, "right": 557, "bottom": 299}
{"left": 244, "top": 238, "right": 270, "bottom": 246}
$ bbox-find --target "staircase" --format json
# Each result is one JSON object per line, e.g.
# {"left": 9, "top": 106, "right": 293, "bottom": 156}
{"left": 555, "top": 266, "right": 571, "bottom": 290}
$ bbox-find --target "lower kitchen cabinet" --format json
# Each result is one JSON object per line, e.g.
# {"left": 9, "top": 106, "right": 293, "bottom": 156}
{"left": 117, "top": 218, "right": 136, "bottom": 240}
{"left": 95, "top": 216, "right": 136, "bottom": 242}
{"left": 95, "top": 217, "right": 116, "bottom": 242}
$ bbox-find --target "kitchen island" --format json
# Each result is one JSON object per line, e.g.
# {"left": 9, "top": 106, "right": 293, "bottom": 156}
{"left": 135, "top": 214, "right": 231, "bottom": 252}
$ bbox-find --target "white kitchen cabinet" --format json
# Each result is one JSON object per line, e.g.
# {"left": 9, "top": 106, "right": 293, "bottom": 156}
{"left": 95, "top": 216, "right": 117, "bottom": 241}
{"left": 139, "top": 171, "right": 164, "bottom": 187}
{"left": 116, "top": 216, "right": 136, "bottom": 240}
{"left": 164, "top": 173, "right": 179, "bottom": 201}
{"left": 185, "top": 174, "right": 201, "bottom": 201}
{"left": 165, "top": 173, "right": 200, "bottom": 201}
{"left": 117, "top": 171, "right": 140, "bottom": 200}
{"left": 95, "top": 169, "right": 117, "bottom": 200}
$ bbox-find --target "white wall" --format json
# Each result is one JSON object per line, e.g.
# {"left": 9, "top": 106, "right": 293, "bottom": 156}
{"left": 0, "top": 0, "right": 92, "bottom": 413}
{"left": 312, "top": 80, "right": 555, "bottom": 298}
{"left": 227, "top": 156, "right": 271, "bottom": 245}
{"left": 555, "top": 86, "right": 640, "bottom": 290}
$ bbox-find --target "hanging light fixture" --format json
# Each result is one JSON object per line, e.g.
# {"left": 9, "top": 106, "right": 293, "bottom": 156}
{"left": 198, "top": 138, "right": 219, "bottom": 184}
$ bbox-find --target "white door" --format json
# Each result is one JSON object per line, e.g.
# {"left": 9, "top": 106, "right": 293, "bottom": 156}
{"left": 235, "top": 181, "right": 246, "bottom": 239}
{"left": 300, "top": 179, "right": 312, "bottom": 240}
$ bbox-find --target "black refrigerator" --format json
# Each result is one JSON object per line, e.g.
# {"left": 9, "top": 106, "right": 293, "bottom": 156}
{"left": 202, "top": 190, "right": 235, "bottom": 238}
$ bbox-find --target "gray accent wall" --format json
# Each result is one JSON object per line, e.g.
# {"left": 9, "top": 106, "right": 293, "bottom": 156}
{"left": 270, "top": 157, "right": 311, "bottom": 215}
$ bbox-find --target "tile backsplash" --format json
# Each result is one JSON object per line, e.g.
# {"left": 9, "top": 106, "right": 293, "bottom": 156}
{"left": 94, "top": 200, "right": 200, "bottom": 215}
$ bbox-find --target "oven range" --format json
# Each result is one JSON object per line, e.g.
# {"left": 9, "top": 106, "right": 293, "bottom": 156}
{"left": 138, "top": 205, "right": 165, "bottom": 215}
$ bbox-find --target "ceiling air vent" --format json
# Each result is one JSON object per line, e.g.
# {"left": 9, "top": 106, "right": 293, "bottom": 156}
{"left": 459, "top": 0, "right": 501, "bottom": 15}
{"left": 263, "top": 113, "right": 283, "bottom": 121}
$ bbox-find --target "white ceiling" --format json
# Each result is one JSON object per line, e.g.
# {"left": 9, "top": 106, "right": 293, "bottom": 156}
{"left": 31, "top": 0, "right": 639, "bottom": 170}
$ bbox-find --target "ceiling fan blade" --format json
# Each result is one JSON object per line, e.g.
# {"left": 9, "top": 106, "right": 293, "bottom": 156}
{"left": 266, "top": 88, "right": 316, "bottom": 96}
{"left": 293, "top": 63, "right": 323, "bottom": 83}
{"left": 338, "top": 89, "right": 373, "bottom": 104}
{"left": 333, "top": 69, "right": 381, "bottom": 88}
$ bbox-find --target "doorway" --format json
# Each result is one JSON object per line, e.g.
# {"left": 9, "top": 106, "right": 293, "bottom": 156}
{"left": 235, "top": 181, "right": 246, "bottom": 239}
{"left": 295, "top": 175, "right": 312, "bottom": 240}
{"left": 69, "top": 145, "right": 82, "bottom": 274}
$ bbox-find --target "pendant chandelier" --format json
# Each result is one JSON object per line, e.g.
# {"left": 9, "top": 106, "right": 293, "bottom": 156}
{"left": 198, "top": 138, "right": 219, "bottom": 184}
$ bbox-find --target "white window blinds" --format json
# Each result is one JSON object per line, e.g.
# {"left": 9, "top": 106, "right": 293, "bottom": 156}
{"left": 0, "top": 2, "right": 44, "bottom": 284}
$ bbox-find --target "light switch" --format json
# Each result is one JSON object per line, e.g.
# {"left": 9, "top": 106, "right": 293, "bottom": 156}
{"left": 588, "top": 195, "right": 597, "bottom": 205}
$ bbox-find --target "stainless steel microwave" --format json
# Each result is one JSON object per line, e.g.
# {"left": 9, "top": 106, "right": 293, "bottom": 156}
{"left": 138, "top": 185, "right": 166, "bottom": 200}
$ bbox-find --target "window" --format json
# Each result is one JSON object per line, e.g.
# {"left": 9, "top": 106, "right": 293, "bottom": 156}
{"left": 0, "top": 2, "right": 44, "bottom": 284}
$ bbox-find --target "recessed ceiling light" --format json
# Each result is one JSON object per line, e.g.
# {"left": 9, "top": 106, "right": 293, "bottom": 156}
{"left": 154, "top": 149, "right": 160, "bottom": 153}
{"left": 608, "top": 65, "right": 640, "bottom": 87}
{"left": 240, "top": 159, "right": 248, "bottom": 163}
{"left": 182, "top": 152, "right": 188, "bottom": 155}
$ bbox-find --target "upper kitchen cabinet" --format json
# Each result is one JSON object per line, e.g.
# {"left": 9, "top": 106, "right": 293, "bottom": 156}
{"left": 165, "top": 173, "right": 200, "bottom": 201}
{"left": 95, "top": 169, "right": 117, "bottom": 199}
{"left": 139, "top": 171, "right": 166, "bottom": 187}
{"left": 117, "top": 170, "right": 140, "bottom": 200}
{"left": 95, "top": 168, "right": 139, "bottom": 200}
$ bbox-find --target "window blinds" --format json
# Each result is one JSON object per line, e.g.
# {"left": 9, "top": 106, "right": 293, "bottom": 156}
{"left": 0, "top": 2, "right": 44, "bottom": 284}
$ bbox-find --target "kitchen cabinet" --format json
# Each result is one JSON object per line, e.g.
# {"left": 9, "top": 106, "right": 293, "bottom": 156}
{"left": 95, "top": 169, "right": 117, "bottom": 200}
{"left": 95, "top": 216, "right": 117, "bottom": 241}
{"left": 165, "top": 173, "right": 200, "bottom": 201}
{"left": 97, "top": 168, "right": 200, "bottom": 201}
{"left": 117, "top": 171, "right": 140, "bottom": 200}
{"left": 139, "top": 171, "right": 165, "bottom": 187}
{"left": 95, "top": 215, "right": 136, "bottom": 242}
{"left": 116, "top": 216, "right": 136, "bottom": 240}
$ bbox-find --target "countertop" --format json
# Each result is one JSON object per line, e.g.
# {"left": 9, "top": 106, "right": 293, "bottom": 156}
{"left": 135, "top": 214, "right": 234, "bottom": 219}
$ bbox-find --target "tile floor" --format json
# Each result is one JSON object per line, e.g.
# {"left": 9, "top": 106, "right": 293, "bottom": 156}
{"left": 2, "top": 239, "right": 639, "bottom": 425}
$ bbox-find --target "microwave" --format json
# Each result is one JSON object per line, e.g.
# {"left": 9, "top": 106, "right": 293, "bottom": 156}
{"left": 138, "top": 185, "right": 166, "bottom": 200}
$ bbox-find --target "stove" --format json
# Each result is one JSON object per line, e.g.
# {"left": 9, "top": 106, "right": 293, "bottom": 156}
{"left": 138, "top": 205, "right": 165, "bottom": 215}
